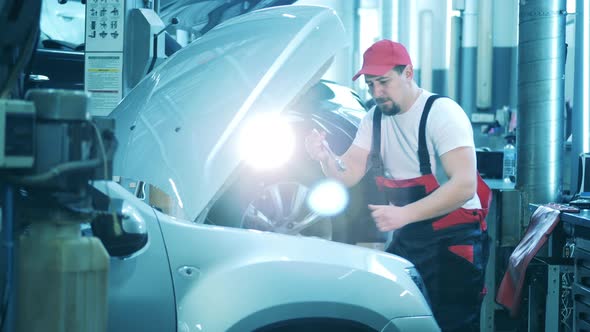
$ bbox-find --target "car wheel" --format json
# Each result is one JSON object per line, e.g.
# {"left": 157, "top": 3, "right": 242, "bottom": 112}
{"left": 240, "top": 181, "right": 333, "bottom": 239}
{"left": 206, "top": 162, "right": 348, "bottom": 242}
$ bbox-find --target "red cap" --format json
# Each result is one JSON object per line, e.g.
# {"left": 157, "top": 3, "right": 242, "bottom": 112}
{"left": 352, "top": 40, "right": 412, "bottom": 81}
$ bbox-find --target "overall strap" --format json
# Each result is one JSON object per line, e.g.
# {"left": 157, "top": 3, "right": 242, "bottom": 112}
{"left": 370, "top": 107, "right": 384, "bottom": 177}
{"left": 418, "top": 95, "right": 447, "bottom": 175}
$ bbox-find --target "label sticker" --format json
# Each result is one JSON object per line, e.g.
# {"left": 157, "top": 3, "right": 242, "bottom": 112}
{"left": 85, "top": 53, "right": 123, "bottom": 116}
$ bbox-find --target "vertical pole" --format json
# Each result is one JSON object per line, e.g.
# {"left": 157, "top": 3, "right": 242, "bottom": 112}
{"left": 477, "top": 0, "right": 493, "bottom": 109}
{"left": 492, "top": 0, "right": 519, "bottom": 112}
{"left": 571, "top": 0, "right": 590, "bottom": 194}
{"left": 449, "top": 14, "right": 462, "bottom": 101}
{"left": 459, "top": 0, "right": 478, "bottom": 117}
{"left": 517, "top": 0, "right": 566, "bottom": 212}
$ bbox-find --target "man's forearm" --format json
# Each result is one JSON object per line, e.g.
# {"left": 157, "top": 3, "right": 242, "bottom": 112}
{"left": 319, "top": 158, "right": 350, "bottom": 184}
{"left": 314, "top": 144, "right": 369, "bottom": 188}
{"left": 404, "top": 177, "right": 476, "bottom": 223}
{"left": 319, "top": 158, "right": 363, "bottom": 188}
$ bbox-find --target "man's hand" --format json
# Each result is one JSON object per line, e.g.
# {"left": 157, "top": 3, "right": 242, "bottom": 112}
{"left": 368, "top": 204, "right": 412, "bottom": 232}
{"left": 304, "top": 129, "right": 330, "bottom": 162}
{"left": 304, "top": 129, "right": 369, "bottom": 188}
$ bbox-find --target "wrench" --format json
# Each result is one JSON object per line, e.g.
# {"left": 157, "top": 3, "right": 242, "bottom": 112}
{"left": 313, "top": 129, "right": 346, "bottom": 172}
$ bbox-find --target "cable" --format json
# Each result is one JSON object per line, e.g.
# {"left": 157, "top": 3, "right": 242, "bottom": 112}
{"left": 4, "top": 158, "right": 101, "bottom": 186}
{"left": 560, "top": 272, "right": 573, "bottom": 331}
{"left": 89, "top": 121, "right": 109, "bottom": 182}
{"left": 1, "top": 24, "right": 38, "bottom": 98}
{"left": 4, "top": 120, "right": 115, "bottom": 187}
{"left": 88, "top": 120, "right": 118, "bottom": 227}
{"left": 0, "top": 185, "right": 15, "bottom": 332}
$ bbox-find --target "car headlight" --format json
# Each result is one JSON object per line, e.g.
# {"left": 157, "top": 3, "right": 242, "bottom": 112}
{"left": 239, "top": 114, "right": 295, "bottom": 170}
{"left": 404, "top": 266, "right": 431, "bottom": 304}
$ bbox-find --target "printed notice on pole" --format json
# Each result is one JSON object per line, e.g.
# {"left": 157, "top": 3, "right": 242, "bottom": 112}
{"left": 85, "top": 0, "right": 124, "bottom": 52}
{"left": 85, "top": 53, "right": 123, "bottom": 116}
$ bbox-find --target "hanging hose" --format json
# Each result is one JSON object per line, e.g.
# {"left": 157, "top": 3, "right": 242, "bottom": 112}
{"left": 1, "top": 185, "right": 15, "bottom": 332}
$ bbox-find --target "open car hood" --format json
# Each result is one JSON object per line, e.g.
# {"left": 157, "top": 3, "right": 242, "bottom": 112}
{"left": 39, "top": 0, "right": 295, "bottom": 50}
{"left": 160, "top": 0, "right": 297, "bottom": 37}
{"left": 110, "top": 5, "right": 347, "bottom": 221}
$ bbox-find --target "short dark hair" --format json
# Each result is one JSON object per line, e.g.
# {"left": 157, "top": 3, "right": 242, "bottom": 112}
{"left": 392, "top": 65, "right": 407, "bottom": 74}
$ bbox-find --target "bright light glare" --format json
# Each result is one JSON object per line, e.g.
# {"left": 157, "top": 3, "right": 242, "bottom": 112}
{"left": 584, "top": 1, "right": 590, "bottom": 152}
{"left": 239, "top": 114, "right": 295, "bottom": 170}
{"left": 306, "top": 180, "right": 349, "bottom": 216}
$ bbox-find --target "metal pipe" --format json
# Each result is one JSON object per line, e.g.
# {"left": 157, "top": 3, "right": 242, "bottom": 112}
{"left": 414, "top": 0, "right": 448, "bottom": 95}
{"left": 459, "top": 0, "right": 478, "bottom": 116}
{"left": 381, "top": 0, "right": 394, "bottom": 40}
{"left": 2, "top": 185, "right": 15, "bottom": 332}
{"left": 492, "top": 0, "right": 519, "bottom": 111}
{"left": 477, "top": 0, "right": 493, "bottom": 109}
{"left": 352, "top": 0, "right": 361, "bottom": 91}
{"left": 419, "top": 10, "right": 434, "bottom": 91}
{"left": 397, "top": 0, "right": 411, "bottom": 48}
{"left": 516, "top": 0, "right": 566, "bottom": 205}
{"left": 449, "top": 15, "right": 461, "bottom": 101}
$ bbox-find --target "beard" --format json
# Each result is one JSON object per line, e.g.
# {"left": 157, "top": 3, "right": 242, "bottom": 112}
{"left": 376, "top": 99, "right": 402, "bottom": 116}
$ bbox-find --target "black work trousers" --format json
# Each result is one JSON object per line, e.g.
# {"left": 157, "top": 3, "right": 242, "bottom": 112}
{"left": 387, "top": 221, "right": 489, "bottom": 332}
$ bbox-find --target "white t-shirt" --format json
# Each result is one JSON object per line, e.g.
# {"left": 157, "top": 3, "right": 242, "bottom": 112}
{"left": 353, "top": 89, "right": 481, "bottom": 209}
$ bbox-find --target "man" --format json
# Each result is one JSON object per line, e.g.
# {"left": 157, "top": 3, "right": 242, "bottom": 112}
{"left": 305, "top": 39, "right": 491, "bottom": 332}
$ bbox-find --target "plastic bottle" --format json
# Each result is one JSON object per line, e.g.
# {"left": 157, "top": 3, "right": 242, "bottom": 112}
{"left": 502, "top": 136, "right": 516, "bottom": 183}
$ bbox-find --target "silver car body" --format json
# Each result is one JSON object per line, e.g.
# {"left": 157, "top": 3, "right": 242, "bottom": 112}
{"left": 98, "top": 180, "right": 438, "bottom": 331}
{"left": 106, "top": 4, "right": 439, "bottom": 332}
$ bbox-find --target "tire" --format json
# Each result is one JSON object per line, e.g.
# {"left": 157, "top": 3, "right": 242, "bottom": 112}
{"left": 239, "top": 180, "right": 333, "bottom": 239}
{"left": 206, "top": 160, "right": 348, "bottom": 242}
{"left": 255, "top": 318, "right": 376, "bottom": 332}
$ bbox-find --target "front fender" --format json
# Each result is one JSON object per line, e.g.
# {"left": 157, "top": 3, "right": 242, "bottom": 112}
{"left": 157, "top": 210, "right": 434, "bottom": 332}
{"left": 174, "top": 260, "right": 430, "bottom": 332}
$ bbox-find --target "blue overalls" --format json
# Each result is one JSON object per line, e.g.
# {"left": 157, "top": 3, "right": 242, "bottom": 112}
{"left": 370, "top": 95, "right": 492, "bottom": 332}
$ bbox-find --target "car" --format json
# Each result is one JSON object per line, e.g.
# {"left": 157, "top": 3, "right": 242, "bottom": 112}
{"left": 30, "top": 0, "right": 383, "bottom": 243}
{"left": 101, "top": 4, "right": 439, "bottom": 331}
{"left": 96, "top": 3, "right": 383, "bottom": 243}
